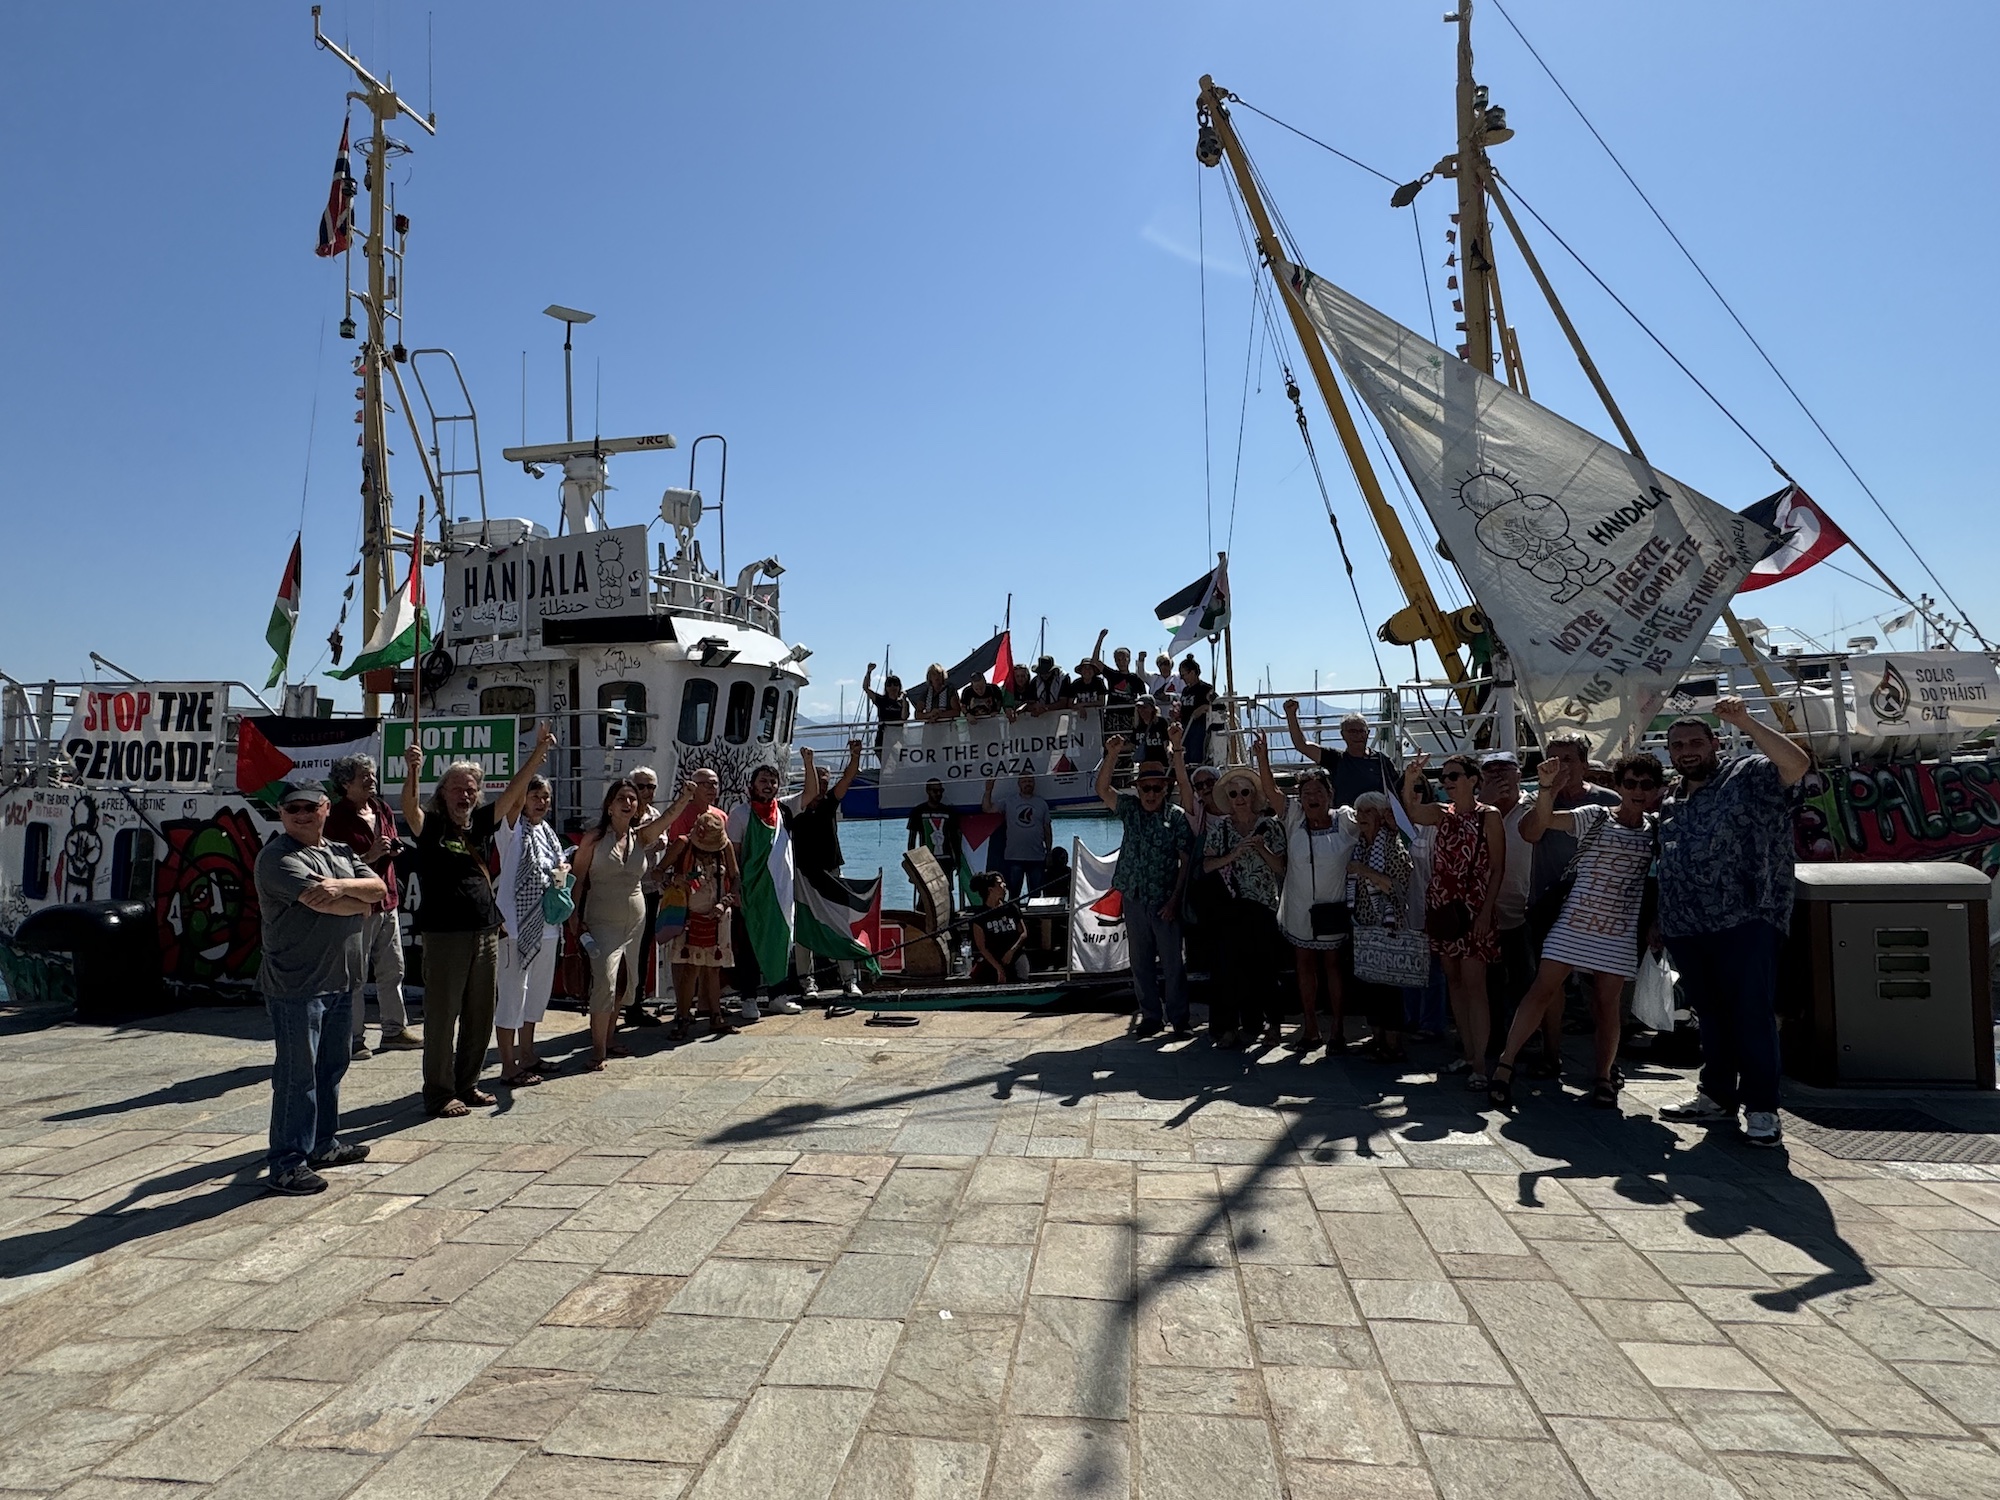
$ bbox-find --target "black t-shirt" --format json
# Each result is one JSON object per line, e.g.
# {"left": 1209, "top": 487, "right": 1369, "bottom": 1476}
{"left": 906, "top": 804, "right": 963, "bottom": 865}
{"left": 1068, "top": 674, "right": 1109, "bottom": 706}
{"left": 961, "top": 682, "right": 1005, "bottom": 717}
{"left": 414, "top": 801, "right": 502, "bottom": 934}
{"left": 1029, "top": 672, "right": 1068, "bottom": 704}
{"left": 1307, "top": 746, "right": 1397, "bottom": 809}
{"left": 868, "top": 691, "right": 910, "bottom": 748}
{"left": 1103, "top": 670, "right": 1144, "bottom": 704}
{"left": 973, "top": 905, "right": 1024, "bottom": 952}
{"left": 791, "top": 793, "right": 844, "bottom": 875}
{"left": 1178, "top": 681, "right": 1215, "bottom": 724}
{"left": 1132, "top": 721, "right": 1171, "bottom": 767}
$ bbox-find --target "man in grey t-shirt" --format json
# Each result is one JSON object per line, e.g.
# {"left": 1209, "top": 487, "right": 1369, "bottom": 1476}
{"left": 255, "top": 784, "right": 387, "bottom": 1195}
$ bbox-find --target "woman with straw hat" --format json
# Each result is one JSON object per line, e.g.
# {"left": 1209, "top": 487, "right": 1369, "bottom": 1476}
{"left": 665, "top": 809, "right": 742, "bottom": 1038}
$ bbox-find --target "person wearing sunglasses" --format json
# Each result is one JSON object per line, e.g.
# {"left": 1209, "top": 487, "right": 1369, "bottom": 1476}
{"left": 1489, "top": 751, "right": 1665, "bottom": 1110}
{"left": 1401, "top": 752, "right": 1506, "bottom": 1088}
{"left": 1200, "top": 760, "right": 1287, "bottom": 1048}
{"left": 1098, "top": 735, "right": 1197, "bottom": 1039}
{"left": 253, "top": 783, "right": 388, "bottom": 1195}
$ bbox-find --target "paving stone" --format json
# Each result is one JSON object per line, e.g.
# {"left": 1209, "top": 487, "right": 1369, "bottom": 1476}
{"left": 1725, "top": 1323, "right": 1965, "bottom": 1435}
{"left": 1880, "top": 1264, "right": 2000, "bottom": 1308}
{"left": 451, "top": 1207, "right": 571, "bottom": 1245}
{"left": 1619, "top": 1340, "right": 1783, "bottom": 1392}
{"left": 1644, "top": 1250, "right": 1776, "bottom": 1288}
{"left": 1578, "top": 1298, "right": 1725, "bottom": 1346}
{"left": 1251, "top": 1321, "right": 1380, "bottom": 1368}
{"left": 1396, "top": 1383, "right": 1547, "bottom": 1440}
{"left": 1717, "top": 1453, "right": 1895, "bottom": 1499}
{"left": 1548, "top": 1416, "right": 1739, "bottom": 1500}
{"left": 918, "top": 1242, "right": 1032, "bottom": 1315}
{"left": 1372, "top": 1321, "right": 1513, "bottom": 1385}
{"left": 0, "top": 1406, "right": 160, "bottom": 1490}
{"left": 99, "top": 1376, "right": 333, "bottom": 1481}
{"left": 202, "top": 1446, "right": 381, "bottom": 1499}
{"left": 1662, "top": 1390, "right": 1848, "bottom": 1456}
{"left": 829, "top": 1433, "right": 987, "bottom": 1500}
{"left": 1536, "top": 1240, "right": 1680, "bottom": 1301}
{"left": 282, "top": 1340, "right": 500, "bottom": 1453}
{"left": 714, "top": 1218, "right": 853, "bottom": 1260}
{"left": 488, "top": 1453, "right": 690, "bottom": 1499}
{"left": 1816, "top": 1282, "right": 1999, "bottom": 1363}
{"left": 1404, "top": 1195, "right": 1531, "bottom": 1257}
{"left": 1133, "top": 1267, "right": 1253, "bottom": 1367}
{"left": 425, "top": 1366, "right": 595, "bottom": 1439}
{"left": 868, "top": 1312, "right": 1019, "bottom": 1443}
{"left": 1322, "top": 1213, "right": 1445, "bottom": 1280}
{"left": 1009, "top": 1294, "right": 1131, "bottom": 1419}
{"left": 681, "top": 1162, "right": 789, "bottom": 1201}
{"left": 986, "top": 1418, "right": 1128, "bottom": 1499}
{"left": 1285, "top": 1460, "right": 1442, "bottom": 1499}
{"left": 365, "top": 1241, "right": 519, "bottom": 1305}
{"left": 1132, "top": 1365, "right": 1268, "bottom": 1416}
{"left": 103, "top": 1335, "right": 278, "bottom": 1414}
{"left": 20, "top": 1338, "right": 163, "bottom": 1377}
{"left": 595, "top": 1314, "right": 787, "bottom": 1396}
{"left": 1462, "top": 1280, "right": 1668, "bottom": 1419}
{"left": 544, "top": 1273, "right": 681, "bottom": 1328}
{"left": 1228, "top": 1192, "right": 1335, "bottom": 1265}
{"left": 943, "top": 1202, "right": 1043, "bottom": 1245}
{"left": 1350, "top": 1279, "right": 1467, "bottom": 1323}
{"left": 870, "top": 1168, "right": 967, "bottom": 1222}
{"left": 1419, "top": 1434, "right": 1585, "bottom": 1500}
{"left": 763, "top": 1316, "right": 901, "bottom": 1389}
{"left": 681, "top": 1385, "right": 871, "bottom": 1500}
{"left": 1264, "top": 1366, "right": 1416, "bottom": 1465}
{"left": 542, "top": 1391, "right": 737, "bottom": 1465}
{"left": 603, "top": 1199, "right": 750, "bottom": 1276}
{"left": 1237, "top": 1263, "right": 1361, "bottom": 1326}
{"left": 496, "top": 1325, "right": 635, "bottom": 1373}
{"left": 807, "top": 1252, "right": 930, "bottom": 1318}
{"left": 1031, "top": 1221, "right": 1134, "bottom": 1302}
{"left": 1835, "top": 1435, "right": 2000, "bottom": 1499}
{"left": 1136, "top": 1411, "right": 1280, "bottom": 1499}
{"left": 667, "top": 1258, "right": 821, "bottom": 1320}
{"left": 1893, "top": 1359, "right": 2000, "bottom": 1424}
{"left": 344, "top": 1434, "right": 523, "bottom": 1499}
{"left": 414, "top": 1258, "right": 592, "bottom": 1344}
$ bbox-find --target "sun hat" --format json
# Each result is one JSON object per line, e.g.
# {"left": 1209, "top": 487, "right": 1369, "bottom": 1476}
{"left": 691, "top": 810, "right": 729, "bottom": 852}
{"left": 1213, "top": 766, "right": 1262, "bottom": 802}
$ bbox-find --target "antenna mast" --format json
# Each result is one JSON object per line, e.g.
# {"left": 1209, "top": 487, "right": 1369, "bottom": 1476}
{"left": 313, "top": 6, "right": 436, "bottom": 718}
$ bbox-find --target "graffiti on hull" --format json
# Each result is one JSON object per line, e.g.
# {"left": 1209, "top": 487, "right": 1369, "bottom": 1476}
{"left": 154, "top": 806, "right": 265, "bottom": 982}
{"left": 1795, "top": 755, "right": 2000, "bottom": 861}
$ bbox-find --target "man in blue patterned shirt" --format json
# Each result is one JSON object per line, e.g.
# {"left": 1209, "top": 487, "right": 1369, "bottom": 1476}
{"left": 1656, "top": 696, "right": 1812, "bottom": 1147}
{"left": 1097, "top": 737, "right": 1196, "bottom": 1039}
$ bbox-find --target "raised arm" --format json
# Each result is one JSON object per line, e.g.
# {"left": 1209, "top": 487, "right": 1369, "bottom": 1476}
{"left": 1088, "top": 628, "right": 1109, "bottom": 671}
{"left": 1715, "top": 695, "right": 1813, "bottom": 787}
{"left": 1281, "top": 698, "right": 1318, "bottom": 761}
{"left": 1096, "top": 736, "right": 1126, "bottom": 812}
{"left": 862, "top": 662, "right": 878, "bottom": 705}
{"left": 1253, "top": 735, "right": 1284, "bottom": 819}
{"left": 833, "top": 740, "right": 864, "bottom": 800}
{"left": 492, "top": 723, "right": 557, "bottom": 825}
{"left": 400, "top": 742, "right": 427, "bottom": 834}
{"left": 797, "top": 748, "right": 821, "bottom": 811}
{"left": 1518, "top": 756, "right": 1576, "bottom": 843}
{"left": 982, "top": 777, "right": 998, "bottom": 815}
{"left": 1167, "top": 722, "right": 1195, "bottom": 810}
{"left": 1400, "top": 754, "right": 1444, "bottom": 826}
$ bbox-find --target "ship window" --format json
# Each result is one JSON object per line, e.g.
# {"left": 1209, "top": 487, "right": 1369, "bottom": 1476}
{"left": 781, "top": 690, "right": 797, "bottom": 743}
{"left": 676, "top": 680, "right": 717, "bottom": 745}
{"left": 723, "top": 682, "right": 756, "bottom": 745}
{"left": 480, "top": 685, "right": 536, "bottom": 716}
{"left": 597, "top": 682, "right": 649, "bottom": 748}
{"left": 22, "top": 821, "right": 51, "bottom": 900}
{"left": 758, "top": 686, "right": 780, "bottom": 742}
{"left": 111, "top": 828, "right": 155, "bottom": 902}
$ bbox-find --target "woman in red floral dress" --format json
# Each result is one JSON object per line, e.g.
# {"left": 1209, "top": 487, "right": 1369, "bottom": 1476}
{"left": 1402, "top": 752, "right": 1506, "bottom": 1090}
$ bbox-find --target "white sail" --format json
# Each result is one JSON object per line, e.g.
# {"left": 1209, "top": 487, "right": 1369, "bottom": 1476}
{"left": 1281, "top": 260, "right": 1778, "bottom": 752}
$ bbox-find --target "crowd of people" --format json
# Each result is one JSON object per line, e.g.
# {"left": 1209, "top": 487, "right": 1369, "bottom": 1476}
{"left": 1090, "top": 694, "right": 1810, "bottom": 1150}
{"left": 252, "top": 679, "right": 1808, "bottom": 1196}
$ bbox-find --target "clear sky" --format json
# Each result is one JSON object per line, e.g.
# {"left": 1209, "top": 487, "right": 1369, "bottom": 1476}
{"left": 3, "top": 2, "right": 1992, "bottom": 721}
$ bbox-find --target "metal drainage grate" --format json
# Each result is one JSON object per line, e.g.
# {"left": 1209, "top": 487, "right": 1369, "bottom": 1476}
{"left": 1780, "top": 1106, "right": 2000, "bottom": 1164}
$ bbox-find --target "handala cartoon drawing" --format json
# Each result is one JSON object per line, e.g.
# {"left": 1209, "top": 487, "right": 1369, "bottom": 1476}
{"left": 1456, "top": 468, "right": 1613, "bottom": 605}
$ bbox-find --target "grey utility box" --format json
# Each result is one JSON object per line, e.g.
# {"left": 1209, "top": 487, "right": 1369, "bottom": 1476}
{"left": 1782, "top": 862, "right": 1993, "bottom": 1088}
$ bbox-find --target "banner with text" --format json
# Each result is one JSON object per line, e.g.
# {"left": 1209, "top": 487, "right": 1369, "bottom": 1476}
{"left": 384, "top": 717, "right": 520, "bottom": 788}
{"left": 875, "top": 710, "right": 1102, "bottom": 811}
{"left": 1067, "top": 840, "right": 1130, "bottom": 975}
{"left": 1849, "top": 651, "right": 2000, "bottom": 739}
{"left": 448, "top": 524, "right": 650, "bottom": 639}
{"left": 58, "top": 684, "right": 227, "bottom": 790}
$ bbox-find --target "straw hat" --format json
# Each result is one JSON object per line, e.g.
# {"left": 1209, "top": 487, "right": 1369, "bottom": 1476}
{"left": 691, "top": 809, "right": 729, "bottom": 852}
{"left": 1213, "top": 766, "right": 1263, "bottom": 804}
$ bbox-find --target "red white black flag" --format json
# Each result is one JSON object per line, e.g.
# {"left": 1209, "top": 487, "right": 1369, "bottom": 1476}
{"left": 1736, "top": 483, "right": 1849, "bottom": 592}
{"left": 316, "top": 119, "right": 355, "bottom": 258}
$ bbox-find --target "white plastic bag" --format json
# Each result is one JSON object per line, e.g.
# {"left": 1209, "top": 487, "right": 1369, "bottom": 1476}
{"left": 1632, "top": 950, "right": 1678, "bottom": 1033}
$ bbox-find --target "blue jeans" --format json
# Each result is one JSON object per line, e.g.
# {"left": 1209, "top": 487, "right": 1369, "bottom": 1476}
{"left": 1125, "top": 901, "right": 1189, "bottom": 1026}
{"left": 267, "top": 989, "right": 353, "bottom": 1175}
{"left": 1666, "top": 920, "right": 1783, "bottom": 1114}
{"left": 1002, "top": 858, "right": 1043, "bottom": 901}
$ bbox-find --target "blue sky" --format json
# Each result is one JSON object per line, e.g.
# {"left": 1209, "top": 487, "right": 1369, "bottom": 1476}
{"left": 3, "top": 2, "right": 1993, "bottom": 721}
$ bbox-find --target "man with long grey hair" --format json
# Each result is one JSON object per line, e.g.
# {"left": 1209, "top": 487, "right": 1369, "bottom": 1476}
{"left": 325, "top": 752, "right": 421, "bottom": 1054}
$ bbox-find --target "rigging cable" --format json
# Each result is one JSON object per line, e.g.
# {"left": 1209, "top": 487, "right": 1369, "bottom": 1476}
{"left": 1489, "top": 0, "right": 1985, "bottom": 647}
{"left": 1284, "top": 365, "right": 1388, "bottom": 687}
{"left": 1198, "top": 162, "right": 1215, "bottom": 556}
{"left": 1224, "top": 274, "right": 1261, "bottom": 553}
{"left": 1411, "top": 203, "right": 1441, "bottom": 346}
{"left": 1226, "top": 97, "right": 1402, "bottom": 186}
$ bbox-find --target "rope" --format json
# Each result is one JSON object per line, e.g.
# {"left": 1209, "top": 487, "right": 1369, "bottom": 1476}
{"left": 1490, "top": 0, "right": 1986, "bottom": 647}
{"left": 1411, "top": 203, "right": 1441, "bottom": 346}
{"left": 1198, "top": 162, "right": 1214, "bottom": 555}
{"left": 1225, "top": 96, "right": 1401, "bottom": 186}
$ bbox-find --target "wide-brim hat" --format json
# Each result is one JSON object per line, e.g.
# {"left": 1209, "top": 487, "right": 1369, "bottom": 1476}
{"left": 1133, "top": 761, "right": 1171, "bottom": 786}
{"left": 691, "top": 810, "right": 729, "bottom": 851}
{"left": 1213, "top": 766, "right": 1262, "bottom": 802}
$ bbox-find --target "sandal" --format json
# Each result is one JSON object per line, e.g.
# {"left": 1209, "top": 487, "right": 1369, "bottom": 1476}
{"left": 585, "top": 1057, "right": 607, "bottom": 1073}
{"left": 1588, "top": 1077, "right": 1619, "bottom": 1109}
{"left": 432, "top": 1098, "right": 470, "bottom": 1118}
{"left": 464, "top": 1089, "right": 496, "bottom": 1107}
{"left": 1282, "top": 1030, "right": 1321, "bottom": 1052}
{"left": 501, "top": 1070, "right": 542, "bottom": 1088}
{"left": 669, "top": 1018, "right": 693, "bottom": 1041}
{"left": 605, "top": 1043, "right": 633, "bottom": 1059}
{"left": 1487, "top": 1061, "right": 1516, "bottom": 1110}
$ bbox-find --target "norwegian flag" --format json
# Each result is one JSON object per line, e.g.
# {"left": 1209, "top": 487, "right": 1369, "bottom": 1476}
{"left": 316, "top": 118, "right": 355, "bottom": 258}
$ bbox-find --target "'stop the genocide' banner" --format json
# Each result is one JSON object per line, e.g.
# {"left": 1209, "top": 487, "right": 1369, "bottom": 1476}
{"left": 59, "top": 684, "right": 226, "bottom": 790}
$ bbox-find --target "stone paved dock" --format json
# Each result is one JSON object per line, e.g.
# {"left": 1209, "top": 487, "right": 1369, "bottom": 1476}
{"left": 3, "top": 994, "right": 1999, "bottom": 1499}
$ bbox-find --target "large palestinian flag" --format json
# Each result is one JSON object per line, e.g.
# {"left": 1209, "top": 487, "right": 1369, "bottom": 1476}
{"left": 795, "top": 867, "right": 883, "bottom": 975}
{"left": 237, "top": 716, "right": 380, "bottom": 803}
{"left": 732, "top": 798, "right": 795, "bottom": 987}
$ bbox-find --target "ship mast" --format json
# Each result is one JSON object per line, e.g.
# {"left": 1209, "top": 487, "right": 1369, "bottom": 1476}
{"left": 312, "top": 7, "right": 434, "bottom": 719}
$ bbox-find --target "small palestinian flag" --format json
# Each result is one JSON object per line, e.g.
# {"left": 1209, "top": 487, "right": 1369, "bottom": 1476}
{"left": 329, "top": 533, "right": 430, "bottom": 679}
{"left": 1156, "top": 557, "right": 1231, "bottom": 655}
{"left": 237, "top": 716, "right": 381, "bottom": 804}
{"left": 265, "top": 534, "right": 302, "bottom": 689}
{"left": 795, "top": 867, "right": 882, "bottom": 975}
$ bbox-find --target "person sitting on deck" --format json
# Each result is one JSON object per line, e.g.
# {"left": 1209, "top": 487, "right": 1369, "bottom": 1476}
{"left": 967, "top": 871, "right": 1031, "bottom": 983}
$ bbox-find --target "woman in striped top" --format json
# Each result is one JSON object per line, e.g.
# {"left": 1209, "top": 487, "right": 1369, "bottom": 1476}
{"left": 1489, "top": 751, "right": 1664, "bottom": 1111}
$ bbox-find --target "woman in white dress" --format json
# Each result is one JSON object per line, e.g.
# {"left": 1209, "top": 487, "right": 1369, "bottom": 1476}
{"left": 1255, "top": 739, "right": 1356, "bottom": 1052}
{"left": 494, "top": 775, "right": 568, "bottom": 1087}
{"left": 1488, "top": 751, "right": 1664, "bottom": 1111}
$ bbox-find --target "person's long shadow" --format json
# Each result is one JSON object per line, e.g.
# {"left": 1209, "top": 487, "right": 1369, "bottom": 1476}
{"left": 46, "top": 1065, "right": 271, "bottom": 1123}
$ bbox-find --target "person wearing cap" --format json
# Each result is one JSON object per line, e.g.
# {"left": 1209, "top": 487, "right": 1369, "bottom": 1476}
{"left": 1068, "top": 656, "right": 1110, "bottom": 708}
{"left": 1176, "top": 658, "right": 1218, "bottom": 765}
{"left": 1282, "top": 699, "right": 1399, "bottom": 809}
{"left": 253, "top": 783, "right": 387, "bottom": 1195}
{"left": 1098, "top": 736, "right": 1197, "bottom": 1039}
{"left": 1024, "top": 655, "right": 1069, "bottom": 715}
{"left": 1130, "top": 695, "right": 1171, "bottom": 772}
{"left": 1201, "top": 758, "right": 1289, "bottom": 1048}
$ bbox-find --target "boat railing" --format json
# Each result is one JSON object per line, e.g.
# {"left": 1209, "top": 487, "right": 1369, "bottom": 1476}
{"left": 0, "top": 675, "right": 280, "bottom": 791}
{"left": 648, "top": 570, "right": 781, "bottom": 637}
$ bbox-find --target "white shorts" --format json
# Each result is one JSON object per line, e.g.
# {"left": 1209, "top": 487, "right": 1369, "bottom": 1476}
{"left": 496, "top": 932, "right": 561, "bottom": 1029}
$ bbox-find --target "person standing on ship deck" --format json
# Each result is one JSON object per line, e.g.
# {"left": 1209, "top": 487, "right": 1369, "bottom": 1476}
{"left": 1282, "top": 700, "right": 1399, "bottom": 810}
{"left": 906, "top": 779, "right": 965, "bottom": 912}
{"left": 983, "top": 772, "right": 1054, "bottom": 901}
{"left": 862, "top": 664, "right": 911, "bottom": 758}
{"left": 911, "top": 663, "right": 957, "bottom": 723}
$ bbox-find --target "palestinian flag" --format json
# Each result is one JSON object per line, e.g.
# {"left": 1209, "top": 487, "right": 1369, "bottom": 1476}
{"left": 954, "top": 810, "right": 1003, "bottom": 906}
{"left": 945, "top": 631, "right": 1013, "bottom": 692}
{"left": 795, "top": 867, "right": 882, "bottom": 975}
{"left": 329, "top": 534, "right": 430, "bottom": 679}
{"left": 265, "top": 534, "right": 302, "bottom": 689}
{"left": 237, "top": 716, "right": 381, "bottom": 803}
{"left": 734, "top": 798, "right": 795, "bottom": 986}
{"left": 1156, "top": 557, "right": 1231, "bottom": 655}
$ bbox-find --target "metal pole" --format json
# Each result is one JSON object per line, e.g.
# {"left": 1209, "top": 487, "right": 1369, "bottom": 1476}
{"left": 1453, "top": 1, "right": 1496, "bottom": 375}
{"left": 562, "top": 321, "right": 575, "bottom": 443}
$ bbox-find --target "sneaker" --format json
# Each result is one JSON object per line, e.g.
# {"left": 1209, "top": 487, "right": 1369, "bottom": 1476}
{"left": 842, "top": 977, "right": 863, "bottom": 999}
{"left": 309, "top": 1141, "right": 371, "bottom": 1168}
{"left": 1743, "top": 1110, "right": 1783, "bottom": 1148}
{"left": 1133, "top": 1017, "right": 1165, "bottom": 1040}
{"left": 350, "top": 1039, "right": 372, "bottom": 1060}
{"left": 799, "top": 978, "right": 820, "bottom": 998}
{"left": 738, "top": 999, "right": 761, "bottom": 1022}
{"left": 1661, "top": 1092, "right": 1735, "bottom": 1123}
{"left": 268, "top": 1165, "right": 328, "bottom": 1196}
{"left": 377, "top": 1028, "right": 423, "bottom": 1051}
{"left": 774, "top": 998, "right": 803, "bottom": 1015}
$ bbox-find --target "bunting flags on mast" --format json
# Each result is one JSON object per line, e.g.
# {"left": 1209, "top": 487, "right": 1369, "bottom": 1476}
{"left": 316, "top": 118, "right": 355, "bottom": 258}
{"left": 1734, "top": 484, "right": 1850, "bottom": 593}
{"left": 264, "top": 534, "right": 302, "bottom": 689}
{"left": 328, "top": 533, "right": 431, "bottom": 680}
